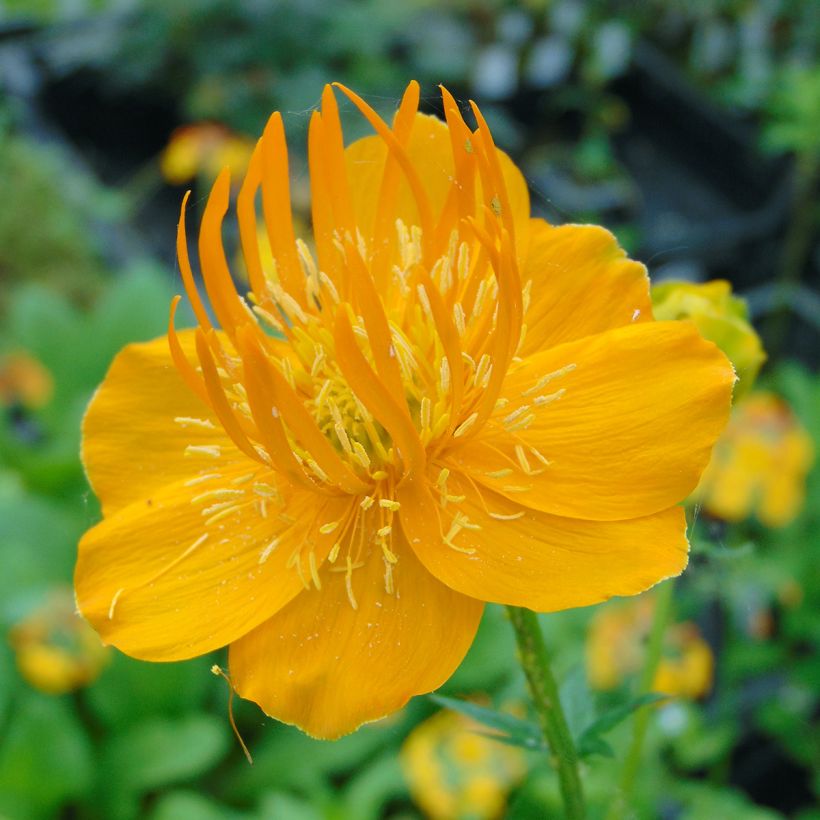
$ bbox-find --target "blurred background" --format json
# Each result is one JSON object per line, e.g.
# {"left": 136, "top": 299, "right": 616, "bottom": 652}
{"left": 0, "top": 1, "right": 818, "bottom": 818}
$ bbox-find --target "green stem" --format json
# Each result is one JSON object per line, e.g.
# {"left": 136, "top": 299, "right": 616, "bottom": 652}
{"left": 607, "top": 579, "right": 676, "bottom": 820}
{"left": 507, "top": 606, "right": 586, "bottom": 820}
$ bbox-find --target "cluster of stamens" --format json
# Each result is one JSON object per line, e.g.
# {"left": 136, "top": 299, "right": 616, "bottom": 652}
{"left": 155, "top": 82, "right": 579, "bottom": 610}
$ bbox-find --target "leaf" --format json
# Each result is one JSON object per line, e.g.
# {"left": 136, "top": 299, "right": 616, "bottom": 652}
{"left": 99, "top": 714, "right": 230, "bottom": 797}
{"left": 0, "top": 692, "right": 93, "bottom": 819}
{"left": 577, "top": 693, "right": 668, "bottom": 758}
{"left": 429, "top": 694, "right": 544, "bottom": 750}
{"left": 558, "top": 665, "right": 595, "bottom": 741}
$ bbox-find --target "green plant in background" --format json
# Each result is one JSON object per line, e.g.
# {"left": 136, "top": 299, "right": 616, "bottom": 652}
{"left": 0, "top": 136, "right": 110, "bottom": 307}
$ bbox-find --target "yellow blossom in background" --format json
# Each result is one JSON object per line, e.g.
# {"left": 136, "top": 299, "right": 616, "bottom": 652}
{"left": 75, "top": 82, "right": 734, "bottom": 738}
{"left": 9, "top": 588, "right": 108, "bottom": 695}
{"left": 0, "top": 351, "right": 53, "bottom": 409}
{"left": 696, "top": 391, "right": 814, "bottom": 527}
{"left": 160, "top": 122, "right": 255, "bottom": 185}
{"left": 587, "top": 595, "right": 713, "bottom": 699}
{"left": 401, "top": 708, "right": 527, "bottom": 820}
{"left": 652, "top": 280, "right": 765, "bottom": 400}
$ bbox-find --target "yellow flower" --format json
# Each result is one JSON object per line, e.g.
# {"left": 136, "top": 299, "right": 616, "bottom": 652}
{"left": 401, "top": 708, "right": 527, "bottom": 820}
{"left": 651, "top": 279, "right": 765, "bottom": 400}
{"left": 0, "top": 351, "right": 53, "bottom": 409}
{"left": 586, "top": 596, "right": 713, "bottom": 699}
{"left": 696, "top": 391, "right": 814, "bottom": 527}
{"left": 75, "top": 82, "right": 734, "bottom": 738}
{"left": 160, "top": 123, "right": 255, "bottom": 185}
{"left": 9, "top": 588, "right": 108, "bottom": 695}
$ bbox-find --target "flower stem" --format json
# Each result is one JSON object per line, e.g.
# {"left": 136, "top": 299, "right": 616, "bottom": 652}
{"left": 507, "top": 605, "right": 585, "bottom": 820}
{"left": 606, "top": 578, "right": 676, "bottom": 820}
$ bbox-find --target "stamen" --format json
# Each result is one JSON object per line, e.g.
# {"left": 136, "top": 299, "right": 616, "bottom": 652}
{"left": 108, "top": 588, "right": 124, "bottom": 620}
{"left": 258, "top": 538, "right": 280, "bottom": 564}
{"left": 185, "top": 445, "right": 222, "bottom": 458}
{"left": 533, "top": 388, "right": 566, "bottom": 406}
{"left": 345, "top": 556, "right": 358, "bottom": 610}
{"left": 192, "top": 488, "right": 245, "bottom": 503}
{"left": 504, "top": 405, "right": 531, "bottom": 426}
{"left": 184, "top": 473, "right": 221, "bottom": 487}
{"left": 505, "top": 413, "right": 535, "bottom": 432}
{"left": 175, "top": 416, "right": 216, "bottom": 429}
{"left": 489, "top": 510, "right": 526, "bottom": 520}
{"left": 453, "top": 412, "right": 479, "bottom": 438}
{"left": 308, "top": 550, "right": 322, "bottom": 589}
{"left": 522, "top": 364, "right": 577, "bottom": 397}
{"left": 204, "top": 505, "right": 242, "bottom": 525}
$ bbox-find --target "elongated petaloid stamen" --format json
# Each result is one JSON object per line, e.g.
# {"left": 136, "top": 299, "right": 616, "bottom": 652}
{"left": 171, "top": 84, "right": 549, "bottom": 594}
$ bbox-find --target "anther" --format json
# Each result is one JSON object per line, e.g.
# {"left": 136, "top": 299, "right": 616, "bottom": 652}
{"left": 453, "top": 412, "right": 479, "bottom": 438}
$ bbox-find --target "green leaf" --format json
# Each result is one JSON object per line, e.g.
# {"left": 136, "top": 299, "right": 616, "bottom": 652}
{"left": 558, "top": 665, "right": 595, "bottom": 741}
{"left": 0, "top": 692, "right": 93, "bottom": 820}
{"left": 576, "top": 693, "right": 667, "bottom": 758}
{"left": 258, "top": 792, "right": 323, "bottom": 820}
{"left": 86, "top": 652, "right": 213, "bottom": 730}
{"left": 429, "top": 694, "right": 544, "bottom": 750}
{"left": 150, "top": 790, "right": 249, "bottom": 820}
{"left": 98, "top": 714, "right": 230, "bottom": 798}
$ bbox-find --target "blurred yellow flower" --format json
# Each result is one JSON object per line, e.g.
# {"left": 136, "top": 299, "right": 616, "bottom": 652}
{"left": 401, "top": 708, "right": 527, "bottom": 820}
{"left": 652, "top": 279, "right": 765, "bottom": 400}
{"left": 76, "top": 82, "right": 733, "bottom": 739}
{"left": 587, "top": 596, "right": 713, "bottom": 699}
{"left": 160, "top": 123, "right": 255, "bottom": 185}
{"left": 9, "top": 588, "right": 108, "bottom": 695}
{"left": 0, "top": 351, "right": 53, "bottom": 409}
{"left": 696, "top": 391, "right": 814, "bottom": 527}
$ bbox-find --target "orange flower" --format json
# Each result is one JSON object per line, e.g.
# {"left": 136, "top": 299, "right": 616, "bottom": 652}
{"left": 9, "top": 588, "right": 108, "bottom": 695}
{"left": 401, "top": 707, "right": 527, "bottom": 820}
{"left": 0, "top": 351, "right": 53, "bottom": 409}
{"left": 586, "top": 597, "right": 713, "bottom": 699}
{"left": 75, "top": 82, "right": 734, "bottom": 738}
{"left": 696, "top": 391, "right": 814, "bottom": 527}
{"left": 160, "top": 123, "right": 255, "bottom": 185}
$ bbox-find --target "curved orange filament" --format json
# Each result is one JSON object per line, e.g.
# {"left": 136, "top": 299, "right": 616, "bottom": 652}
{"left": 195, "top": 328, "right": 263, "bottom": 463}
{"left": 198, "top": 169, "right": 253, "bottom": 338}
{"left": 236, "top": 141, "right": 268, "bottom": 298}
{"left": 414, "top": 268, "right": 464, "bottom": 430}
{"left": 332, "top": 83, "right": 435, "bottom": 260}
{"left": 167, "top": 296, "right": 210, "bottom": 405}
{"left": 344, "top": 238, "right": 407, "bottom": 405}
{"left": 319, "top": 84, "right": 355, "bottom": 237}
{"left": 369, "top": 80, "right": 420, "bottom": 289}
{"left": 260, "top": 112, "right": 305, "bottom": 303}
{"left": 439, "top": 86, "right": 478, "bottom": 222}
{"left": 248, "top": 343, "right": 370, "bottom": 495}
{"left": 469, "top": 100, "right": 516, "bottom": 245}
{"left": 236, "top": 327, "right": 325, "bottom": 492}
{"left": 334, "top": 309, "right": 425, "bottom": 477}
{"left": 177, "top": 191, "right": 212, "bottom": 331}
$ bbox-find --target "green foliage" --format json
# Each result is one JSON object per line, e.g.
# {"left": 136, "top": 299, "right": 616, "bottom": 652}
{"left": 0, "top": 136, "right": 110, "bottom": 306}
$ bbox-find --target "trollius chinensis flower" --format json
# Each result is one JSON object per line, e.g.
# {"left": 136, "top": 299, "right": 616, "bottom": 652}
{"left": 75, "top": 82, "right": 735, "bottom": 738}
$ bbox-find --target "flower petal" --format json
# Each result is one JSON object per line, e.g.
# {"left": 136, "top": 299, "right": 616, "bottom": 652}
{"left": 520, "top": 221, "right": 652, "bottom": 355}
{"left": 398, "top": 473, "right": 688, "bottom": 611}
{"left": 75, "top": 477, "right": 351, "bottom": 661}
{"left": 450, "top": 321, "right": 735, "bottom": 520}
{"left": 229, "top": 532, "right": 484, "bottom": 739}
{"left": 345, "top": 112, "right": 529, "bottom": 242}
{"left": 82, "top": 331, "right": 241, "bottom": 516}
